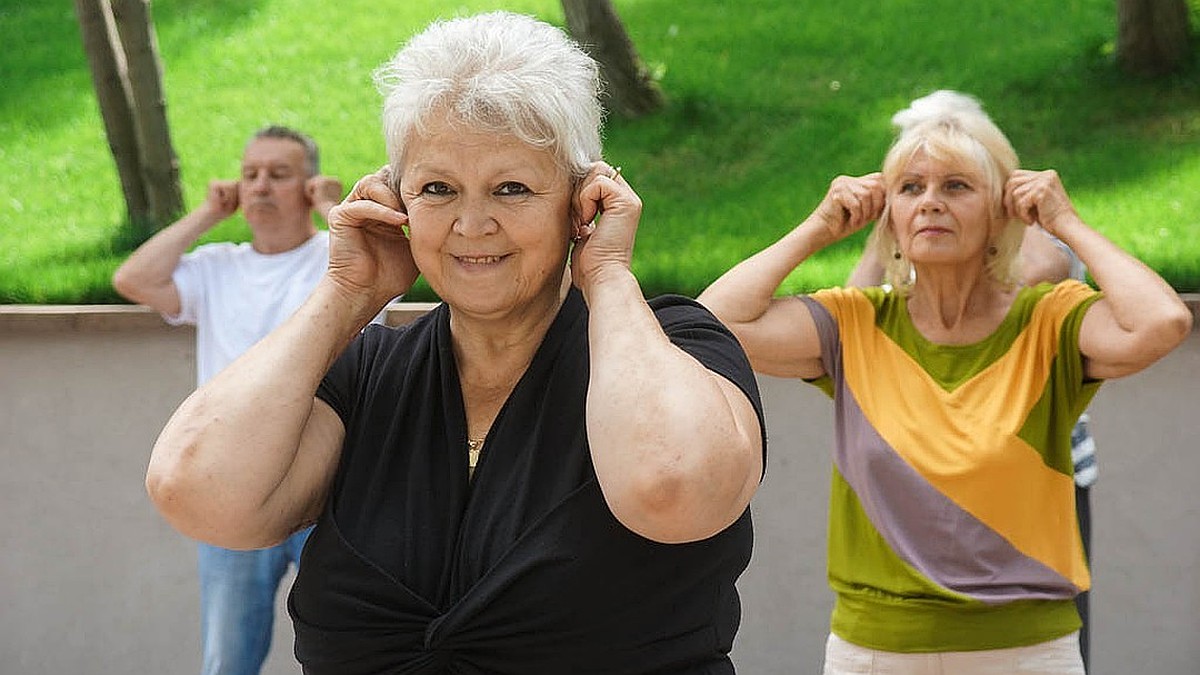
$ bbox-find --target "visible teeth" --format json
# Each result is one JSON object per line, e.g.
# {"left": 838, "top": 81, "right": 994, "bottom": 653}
{"left": 461, "top": 255, "right": 502, "bottom": 264}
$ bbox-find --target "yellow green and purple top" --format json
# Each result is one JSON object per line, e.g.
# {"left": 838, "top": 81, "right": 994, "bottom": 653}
{"left": 799, "top": 280, "right": 1102, "bottom": 653}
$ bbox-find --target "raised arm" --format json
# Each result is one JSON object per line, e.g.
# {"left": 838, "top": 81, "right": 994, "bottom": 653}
{"left": 112, "top": 180, "right": 238, "bottom": 315}
{"left": 567, "top": 164, "right": 760, "bottom": 544}
{"left": 1018, "top": 225, "right": 1077, "bottom": 286}
{"left": 146, "top": 168, "right": 419, "bottom": 549}
{"left": 698, "top": 173, "right": 886, "bottom": 378}
{"left": 1005, "top": 169, "right": 1192, "bottom": 379}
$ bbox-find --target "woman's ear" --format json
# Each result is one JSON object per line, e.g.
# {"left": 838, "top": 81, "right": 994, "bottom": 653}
{"left": 568, "top": 174, "right": 588, "bottom": 240}
{"left": 386, "top": 165, "right": 408, "bottom": 215}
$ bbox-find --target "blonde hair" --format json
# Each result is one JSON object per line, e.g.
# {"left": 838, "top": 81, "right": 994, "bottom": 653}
{"left": 871, "top": 90, "right": 1024, "bottom": 291}
{"left": 373, "top": 11, "right": 604, "bottom": 185}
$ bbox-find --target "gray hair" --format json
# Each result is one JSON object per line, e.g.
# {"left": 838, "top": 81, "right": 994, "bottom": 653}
{"left": 373, "top": 11, "right": 604, "bottom": 185}
{"left": 871, "top": 90, "right": 1024, "bottom": 291}
{"left": 249, "top": 125, "right": 320, "bottom": 176}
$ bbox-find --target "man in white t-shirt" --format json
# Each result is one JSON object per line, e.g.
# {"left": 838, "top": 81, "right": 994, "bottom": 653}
{"left": 113, "top": 126, "right": 342, "bottom": 675}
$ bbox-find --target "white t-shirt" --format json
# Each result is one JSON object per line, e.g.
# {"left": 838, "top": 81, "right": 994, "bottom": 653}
{"left": 166, "top": 231, "right": 329, "bottom": 386}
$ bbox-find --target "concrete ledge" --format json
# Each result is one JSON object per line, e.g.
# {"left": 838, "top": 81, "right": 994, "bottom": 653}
{"left": 3, "top": 294, "right": 1197, "bottom": 332}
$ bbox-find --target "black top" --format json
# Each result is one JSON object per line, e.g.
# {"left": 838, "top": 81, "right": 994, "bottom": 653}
{"left": 288, "top": 289, "right": 767, "bottom": 674}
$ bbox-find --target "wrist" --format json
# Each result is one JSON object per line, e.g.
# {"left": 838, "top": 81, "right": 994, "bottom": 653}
{"left": 792, "top": 217, "right": 837, "bottom": 255}
{"left": 1041, "top": 210, "right": 1084, "bottom": 239}
{"left": 314, "top": 278, "right": 391, "bottom": 331}
{"left": 577, "top": 263, "right": 637, "bottom": 306}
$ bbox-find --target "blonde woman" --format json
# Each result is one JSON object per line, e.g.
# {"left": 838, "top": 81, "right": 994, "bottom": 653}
{"left": 699, "top": 90, "right": 1190, "bottom": 674}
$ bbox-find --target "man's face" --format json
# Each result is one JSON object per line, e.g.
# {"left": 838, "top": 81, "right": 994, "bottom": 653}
{"left": 238, "top": 137, "right": 311, "bottom": 228}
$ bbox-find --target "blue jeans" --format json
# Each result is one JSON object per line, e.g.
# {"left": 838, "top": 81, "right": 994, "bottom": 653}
{"left": 198, "top": 527, "right": 312, "bottom": 675}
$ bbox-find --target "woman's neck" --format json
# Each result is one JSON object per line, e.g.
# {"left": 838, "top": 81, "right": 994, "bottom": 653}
{"left": 908, "top": 263, "right": 1015, "bottom": 344}
{"left": 450, "top": 282, "right": 568, "bottom": 438}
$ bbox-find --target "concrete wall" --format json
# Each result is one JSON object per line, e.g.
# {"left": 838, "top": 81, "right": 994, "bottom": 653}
{"left": 2, "top": 302, "right": 1197, "bottom": 674}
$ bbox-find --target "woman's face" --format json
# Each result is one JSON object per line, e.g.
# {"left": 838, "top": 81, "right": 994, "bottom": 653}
{"left": 397, "top": 119, "right": 573, "bottom": 320}
{"left": 888, "top": 150, "right": 996, "bottom": 266}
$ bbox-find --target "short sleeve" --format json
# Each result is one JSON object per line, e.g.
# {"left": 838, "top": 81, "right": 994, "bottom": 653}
{"left": 315, "top": 324, "right": 384, "bottom": 422}
{"left": 163, "top": 242, "right": 236, "bottom": 326}
{"left": 165, "top": 250, "right": 206, "bottom": 325}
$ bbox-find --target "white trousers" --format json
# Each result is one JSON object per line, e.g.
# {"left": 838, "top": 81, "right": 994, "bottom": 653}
{"left": 822, "top": 632, "right": 1085, "bottom": 675}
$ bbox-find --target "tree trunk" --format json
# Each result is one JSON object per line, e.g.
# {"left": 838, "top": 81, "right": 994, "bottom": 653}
{"left": 110, "top": 0, "right": 183, "bottom": 227}
{"left": 561, "top": 0, "right": 664, "bottom": 118}
{"left": 1116, "top": 0, "right": 1193, "bottom": 77}
{"left": 74, "top": 0, "right": 150, "bottom": 228}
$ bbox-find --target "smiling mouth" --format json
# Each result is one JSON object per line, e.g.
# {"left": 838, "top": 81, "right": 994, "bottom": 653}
{"left": 457, "top": 254, "right": 506, "bottom": 265}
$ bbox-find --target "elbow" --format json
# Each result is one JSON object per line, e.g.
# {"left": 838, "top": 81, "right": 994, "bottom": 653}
{"left": 145, "top": 449, "right": 208, "bottom": 539}
{"left": 1172, "top": 302, "right": 1195, "bottom": 339}
{"left": 609, "top": 464, "right": 701, "bottom": 544}
{"left": 1150, "top": 301, "right": 1194, "bottom": 355}
{"left": 606, "top": 435, "right": 761, "bottom": 545}
{"left": 1109, "top": 305, "right": 1194, "bottom": 378}
{"left": 145, "top": 446, "right": 250, "bottom": 549}
{"left": 111, "top": 266, "right": 133, "bottom": 300}
{"left": 111, "top": 265, "right": 144, "bottom": 304}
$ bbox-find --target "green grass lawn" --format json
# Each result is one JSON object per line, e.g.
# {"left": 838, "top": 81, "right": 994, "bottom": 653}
{"left": 2, "top": 0, "right": 1198, "bottom": 303}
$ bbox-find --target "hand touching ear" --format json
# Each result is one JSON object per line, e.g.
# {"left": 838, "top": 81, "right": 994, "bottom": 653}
{"left": 569, "top": 162, "right": 641, "bottom": 295}
{"left": 324, "top": 166, "right": 417, "bottom": 311}
{"left": 306, "top": 176, "right": 345, "bottom": 221}
{"left": 813, "top": 173, "right": 886, "bottom": 242}
{"left": 1004, "top": 169, "right": 1078, "bottom": 237}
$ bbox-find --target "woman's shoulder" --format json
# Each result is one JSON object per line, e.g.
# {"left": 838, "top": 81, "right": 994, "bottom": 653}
{"left": 1015, "top": 280, "right": 1100, "bottom": 319}
{"left": 805, "top": 285, "right": 895, "bottom": 326}
{"left": 351, "top": 302, "right": 447, "bottom": 362}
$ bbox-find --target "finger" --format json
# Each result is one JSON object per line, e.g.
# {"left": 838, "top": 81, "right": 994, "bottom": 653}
{"left": 842, "top": 191, "right": 863, "bottom": 229}
{"left": 348, "top": 175, "right": 403, "bottom": 211}
{"left": 329, "top": 199, "right": 408, "bottom": 230}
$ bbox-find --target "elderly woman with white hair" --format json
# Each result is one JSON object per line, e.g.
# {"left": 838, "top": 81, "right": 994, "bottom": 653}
{"left": 144, "top": 11, "right": 765, "bottom": 674}
{"left": 699, "top": 90, "right": 1191, "bottom": 674}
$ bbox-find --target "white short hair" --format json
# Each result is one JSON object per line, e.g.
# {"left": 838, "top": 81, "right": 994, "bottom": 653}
{"left": 374, "top": 11, "right": 604, "bottom": 181}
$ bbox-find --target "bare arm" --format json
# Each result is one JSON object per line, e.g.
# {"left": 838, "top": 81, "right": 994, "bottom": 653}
{"left": 1005, "top": 169, "right": 1192, "bottom": 380}
{"left": 146, "top": 168, "right": 418, "bottom": 549}
{"left": 1019, "top": 225, "right": 1075, "bottom": 286}
{"left": 570, "top": 165, "right": 762, "bottom": 544}
{"left": 699, "top": 173, "right": 886, "bottom": 379}
{"left": 111, "top": 180, "right": 238, "bottom": 316}
{"left": 845, "top": 239, "right": 884, "bottom": 288}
